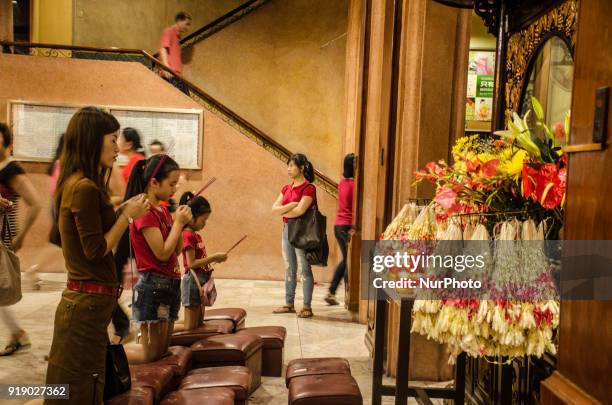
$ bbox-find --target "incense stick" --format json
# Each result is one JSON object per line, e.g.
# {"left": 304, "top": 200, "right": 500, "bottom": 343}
{"left": 226, "top": 235, "right": 248, "bottom": 253}
{"left": 187, "top": 177, "right": 217, "bottom": 203}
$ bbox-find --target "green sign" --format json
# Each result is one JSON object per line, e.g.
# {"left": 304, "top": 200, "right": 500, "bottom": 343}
{"left": 476, "top": 75, "right": 494, "bottom": 98}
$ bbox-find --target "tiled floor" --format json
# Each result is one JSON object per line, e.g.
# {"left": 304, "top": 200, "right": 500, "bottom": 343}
{"left": 0, "top": 274, "right": 445, "bottom": 404}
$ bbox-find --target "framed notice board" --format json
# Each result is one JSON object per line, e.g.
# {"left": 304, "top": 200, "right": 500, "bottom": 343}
{"left": 7, "top": 101, "right": 203, "bottom": 169}
{"left": 465, "top": 49, "right": 496, "bottom": 132}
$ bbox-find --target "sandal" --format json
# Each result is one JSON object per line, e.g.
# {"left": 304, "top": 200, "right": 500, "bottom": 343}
{"left": 273, "top": 305, "right": 296, "bottom": 314}
{"left": 298, "top": 308, "right": 314, "bottom": 318}
{"left": 0, "top": 340, "right": 31, "bottom": 356}
{"left": 324, "top": 294, "right": 339, "bottom": 306}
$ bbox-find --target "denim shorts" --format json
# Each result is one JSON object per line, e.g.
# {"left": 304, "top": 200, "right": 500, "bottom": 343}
{"left": 132, "top": 272, "right": 181, "bottom": 323}
{"left": 181, "top": 270, "right": 211, "bottom": 307}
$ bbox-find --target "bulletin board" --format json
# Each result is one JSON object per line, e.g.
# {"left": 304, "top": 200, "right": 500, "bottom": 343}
{"left": 7, "top": 101, "right": 203, "bottom": 169}
{"left": 465, "top": 49, "right": 496, "bottom": 132}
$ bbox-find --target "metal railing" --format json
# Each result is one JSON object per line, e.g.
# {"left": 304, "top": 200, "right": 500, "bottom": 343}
{"left": 1, "top": 41, "right": 338, "bottom": 196}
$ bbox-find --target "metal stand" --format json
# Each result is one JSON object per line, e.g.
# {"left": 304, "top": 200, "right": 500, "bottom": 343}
{"left": 372, "top": 298, "right": 467, "bottom": 405}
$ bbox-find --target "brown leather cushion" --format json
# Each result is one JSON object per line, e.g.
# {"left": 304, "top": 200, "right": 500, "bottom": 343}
{"left": 288, "top": 374, "right": 363, "bottom": 405}
{"left": 179, "top": 366, "right": 251, "bottom": 401}
{"left": 286, "top": 357, "right": 351, "bottom": 387}
{"left": 236, "top": 326, "right": 286, "bottom": 349}
{"left": 104, "top": 386, "right": 154, "bottom": 405}
{"left": 155, "top": 346, "right": 193, "bottom": 378}
{"left": 130, "top": 363, "right": 175, "bottom": 400}
{"left": 204, "top": 308, "right": 247, "bottom": 330}
{"left": 170, "top": 320, "right": 234, "bottom": 346}
{"left": 160, "top": 387, "right": 235, "bottom": 405}
{"left": 190, "top": 333, "right": 262, "bottom": 365}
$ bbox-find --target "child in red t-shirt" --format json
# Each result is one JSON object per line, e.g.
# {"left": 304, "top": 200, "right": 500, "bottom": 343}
{"left": 125, "top": 154, "right": 192, "bottom": 364}
{"left": 179, "top": 192, "right": 228, "bottom": 330}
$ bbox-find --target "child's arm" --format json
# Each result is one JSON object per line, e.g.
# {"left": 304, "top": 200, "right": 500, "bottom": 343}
{"left": 142, "top": 205, "right": 192, "bottom": 262}
{"left": 185, "top": 248, "right": 228, "bottom": 269}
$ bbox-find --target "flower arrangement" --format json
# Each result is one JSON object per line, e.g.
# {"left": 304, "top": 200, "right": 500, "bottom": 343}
{"left": 409, "top": 97, "right": 566, "bottom": 363}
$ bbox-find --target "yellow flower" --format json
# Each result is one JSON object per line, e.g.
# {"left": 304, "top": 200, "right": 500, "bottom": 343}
{"left": 499, "top": 150, "right": 528, "bottom": 179}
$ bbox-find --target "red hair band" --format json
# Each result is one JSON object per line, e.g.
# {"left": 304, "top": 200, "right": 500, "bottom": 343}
{"left": 146, "top": 154, "right": 169, "bottom": 185}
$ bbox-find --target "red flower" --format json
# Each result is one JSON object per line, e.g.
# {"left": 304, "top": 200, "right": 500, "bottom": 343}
{"left": 553, "top": 122, "right": 564, "bottom": 139}
{"left": 481, "top": 159, "right": 499, "bottom": 178}
{"left": 466, "top": 159, "right": 480, "bottom": 173}
{"left": 522, "top": 162, "right": 539, "bottom": 200}
{"left": 435, "top": 187, "right": 460, "bottom": 215}
{"left": 522, "top": 161, "right": 566, "bottom": 209}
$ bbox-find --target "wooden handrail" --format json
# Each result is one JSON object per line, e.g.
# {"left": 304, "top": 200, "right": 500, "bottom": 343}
{"left": 0, "top": 40, "right": 338, "bottom": 193}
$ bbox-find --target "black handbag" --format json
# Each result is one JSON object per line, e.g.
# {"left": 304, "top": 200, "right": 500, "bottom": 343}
{"left": 287, "top": 187, "right": 327, "bottom": 250}
{"left": 306, "top": 233, "right": 329, "bottom": 266}
{"left": 102, "top": 343, "right": 131, "bottom": 400}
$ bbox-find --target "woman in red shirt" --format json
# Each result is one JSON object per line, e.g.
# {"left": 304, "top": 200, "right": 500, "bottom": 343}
{"left": 325, "top": 154, "right": 355, "bottom": 305}
{"left": 272, "top": 153, "right": 317, "bottom": 318}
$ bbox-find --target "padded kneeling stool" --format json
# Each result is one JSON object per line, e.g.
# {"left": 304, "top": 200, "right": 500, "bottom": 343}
{"left": 130, "top": 363, "right": 175, "bottom": 403}
{"left": 179, "top": 366, "right": 251, "bottom": 405}
{"left": 104, "top": 386, "right": 154, "bottom": 405}
{"left": 160, "top": 387, "right": 235, "bottom": 405}
{"left": 155, "top": 346, "right": 194, "bottom": 389}
{"left": 236, "top": 326, "right": 286, "bottom": 377}
{"left": 204, "top": 308, "right": 247, "bottom": 331}
{"left": 285, "top": 357, "right": 351, "bottom": 387}
{"left": 170, "top": 319, "right": 234, "bottom": 347}
{"left": 288, "top": 374, "right": 363, "bottom": 405}
{"left": 190, "top": 334, "right": 262, "bottom": 392}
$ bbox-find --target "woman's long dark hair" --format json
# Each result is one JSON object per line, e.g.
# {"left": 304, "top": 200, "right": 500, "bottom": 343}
{"left": 55, "top": 107, "right": 120, "bottom": 208}
{"left": 343, "top": 153, "right": 355, "bottom": 179}
{"left": 179, "top": 191, "right": 211, "bottom": 218}
{"left": 288, "top": 153, "right": 314, "bottom": 183}
{"left": 124, "top": 154, "right": 179, "bottom": 200}
{"left": 122, "top": 127, "right": 143, "bottom": 152}
{"left": 48, "top": 133, "right": 65, "bottom": 175}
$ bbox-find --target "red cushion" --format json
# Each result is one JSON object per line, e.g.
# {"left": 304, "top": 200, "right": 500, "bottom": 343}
{"left": 170, "top": 320, "right": 234, "bottom": 346}
{"left": 190, "top": 334, "right": 262, "bottom": 365}
{"left": 104, "top": 386, "right": 154, "bottom": 405}
{"left": 130, "top": 363, "right": 175, "bottom": 399}
{"left": 288, "top": 374, "right": 362, "bottom": 405}
{"left": 155, "top": 346, "right": 193, "bottom": 378}
{"left": 236, "top": 326, "right": 286, "bottom": 349}
{"left": 160, "top": 387, "right": 235, "bottom": 405}
{"left": 179, "top": 366, "right": 251, "bottom": 401}
{"left": 204, "top": 308, "right": 246, "bottom": 329}
{"left": 286, "top": 357, "right": 351, "bottom": 387}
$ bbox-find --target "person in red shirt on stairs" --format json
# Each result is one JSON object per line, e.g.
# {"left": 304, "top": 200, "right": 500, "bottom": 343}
{"left": 159, "top": 11, "right": 192, "bottom": 94}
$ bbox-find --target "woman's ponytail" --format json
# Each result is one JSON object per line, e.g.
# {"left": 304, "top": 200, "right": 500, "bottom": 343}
{"left": 303, "top": 160, "right": 315, "bottom": 183}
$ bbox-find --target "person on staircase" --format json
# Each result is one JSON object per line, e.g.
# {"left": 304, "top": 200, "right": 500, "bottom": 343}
{"left": 159, "top": 11, "right": 192, "bottom": 95}
{"left": 272, "top": 153, "right": 317, "bottom": 319}
{"left": 179, "top": 192, "right": 228, "bottom": 331}
{"left": 325, "top": 153, "right": 355, "bottom": 305}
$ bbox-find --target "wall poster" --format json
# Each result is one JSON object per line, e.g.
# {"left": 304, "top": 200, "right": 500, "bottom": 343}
{"left": 466, "top": 50, "right": 496, "bottom": 132}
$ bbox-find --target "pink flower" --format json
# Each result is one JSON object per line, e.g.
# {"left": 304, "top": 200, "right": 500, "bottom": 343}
{"left": 553, "top": 122, "right": 565, "bottom": 139}
{"left": 435, "top": 187, "right": 460, "bottom": 215}
{"left": 481, "top": 159, "right": 499, "bottom": 178}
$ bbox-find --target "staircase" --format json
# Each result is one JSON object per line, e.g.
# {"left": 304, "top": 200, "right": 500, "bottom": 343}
{"left": 1, "top": 40, "right": 338, "bottom": 197}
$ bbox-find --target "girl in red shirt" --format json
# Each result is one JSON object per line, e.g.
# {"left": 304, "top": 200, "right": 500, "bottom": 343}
{"left": 272, "top": 153, "right": 317, "bottom": 318}
{"left": 125, "top": 154, "right": 192, "bottom": 364}
{"left": 179, "top": 192, "right": 228, "bottom": 330}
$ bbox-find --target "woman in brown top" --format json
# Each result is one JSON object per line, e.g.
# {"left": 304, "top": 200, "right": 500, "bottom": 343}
{"left": 44, "top": 107, "right": 149, "bottom": 405}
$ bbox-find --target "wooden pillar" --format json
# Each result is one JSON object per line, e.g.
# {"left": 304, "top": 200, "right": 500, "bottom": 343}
{"left": 0, "top": 0, "right": 13, "bottom": 42}
{"left": 540, "top": 0, "right": 612, "bottom": 402}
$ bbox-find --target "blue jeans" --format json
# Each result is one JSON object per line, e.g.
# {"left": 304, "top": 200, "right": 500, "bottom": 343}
{"left": 132, "top": 272, "right": 181, "bottom": 323}
{"left": 282, "top": 224, "right": 314, "bottom": 308}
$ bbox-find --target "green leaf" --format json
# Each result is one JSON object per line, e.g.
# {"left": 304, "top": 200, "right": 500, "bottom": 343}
{"left": 532, "top": 97, "right": 545, "bottom": 121}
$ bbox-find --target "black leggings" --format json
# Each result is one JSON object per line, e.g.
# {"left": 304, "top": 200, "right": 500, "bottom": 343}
{"left": 329, "top": 225, "right": 351, "bottom": 295}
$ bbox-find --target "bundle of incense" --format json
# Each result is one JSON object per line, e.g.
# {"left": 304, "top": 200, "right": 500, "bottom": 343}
{"left": 226, "top": 235, "right": 248, "bottom": 254}
{"left": 187, "top": 177, "right": 217, "bottom": 203}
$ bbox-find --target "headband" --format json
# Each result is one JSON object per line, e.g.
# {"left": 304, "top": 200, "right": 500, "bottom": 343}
{"left": 146, "top": 154, "right": 169, "bottom": 185}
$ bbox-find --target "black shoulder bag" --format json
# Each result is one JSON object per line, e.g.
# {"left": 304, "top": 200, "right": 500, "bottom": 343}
{"left": 287, "top": 184, "right": 326, "bottom": 250}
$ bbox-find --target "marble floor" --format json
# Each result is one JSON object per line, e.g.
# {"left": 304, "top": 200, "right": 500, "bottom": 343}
{"left": 0, "top": 274, "right": 445, "bottom": 405}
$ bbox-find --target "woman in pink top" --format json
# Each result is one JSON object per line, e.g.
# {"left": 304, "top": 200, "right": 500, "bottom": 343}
{"left": 325, "top": 154, "right": 355, "bottom": 305}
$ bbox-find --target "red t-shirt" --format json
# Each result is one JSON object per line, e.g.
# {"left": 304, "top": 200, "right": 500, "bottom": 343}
{"left": 122, "top": 153, "right": 145, "bottom": 184}
{"left": 130, "top": 205, "right": 181, "bottom": 279}
{"left": 160, "top": 26, "right": 182, "bottom": 73}
{"left": 281, "top": 181, "right": 316, "bottom": 223}
{"left": 335, "top": 178, "right": 354, "bottom": 226}
{"left": 181, "top": 229, "right": 212, "bottom": 274}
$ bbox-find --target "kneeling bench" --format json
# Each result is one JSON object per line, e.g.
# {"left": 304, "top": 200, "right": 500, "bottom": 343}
{"left": 236, "top": 326, "right": 286, "bottom": 377}
{"left": 170, "top": 319, "right": 234, "bottom": 347}
{"left": 155, "top": 346, "right": 193, "bottom": 389}
{"left": 104, "top": 385, "right": 154, "bottom": 405}
{"left": 288, "top": 374, "right": 363, "bottom": 405}
{"left": 285, "top": 357, "right": 351, "bottom": 387}
{"left": 130, "top": 363, "right": 175, "bottom": 403}
{"left": 179, "top": 366, "right": 251, "bottom": 405}
{"left": 160, "top": 387, "right": 235, "bottom": 405}
{"left": 190, "top": 334, "right": 262, "bottom": 391}
{"left": 204, "top": 308, "right": 247, "bottom": 331}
